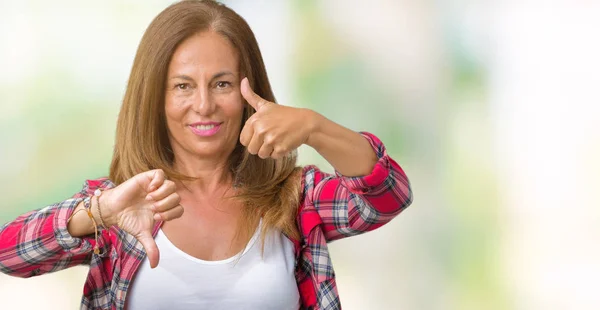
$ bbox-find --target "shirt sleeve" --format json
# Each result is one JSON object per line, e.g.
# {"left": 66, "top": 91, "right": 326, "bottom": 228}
{"left": 301, "top": 132, "right": 413, "bottom": 242}
{"left": 0, "top": 178, "right": 113, "bottom": 278}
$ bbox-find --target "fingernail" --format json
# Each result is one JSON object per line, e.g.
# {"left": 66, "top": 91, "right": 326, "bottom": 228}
{"left": 146, "top": 195, "right": 153, "bottom": 201}
{"left": 153, "top": 213, "right": 161, "bottom": 221}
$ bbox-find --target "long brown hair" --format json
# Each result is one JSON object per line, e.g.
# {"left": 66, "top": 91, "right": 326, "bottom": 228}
{"left": 109, "top": 0, "right": 301, "bottom": 243}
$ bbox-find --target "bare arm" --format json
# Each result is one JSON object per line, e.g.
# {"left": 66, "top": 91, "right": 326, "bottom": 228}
{"left": 305, "top": 112, "right": 378, "bottom": 177}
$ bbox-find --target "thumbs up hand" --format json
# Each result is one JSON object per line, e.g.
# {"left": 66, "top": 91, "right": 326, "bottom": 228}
{"left": 239, "top": 77, "right": 319, "bottom": 159}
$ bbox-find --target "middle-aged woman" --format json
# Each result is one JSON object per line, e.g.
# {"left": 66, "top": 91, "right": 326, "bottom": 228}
{"left": 0, "top": 1, "right": 412, "bottom": 309}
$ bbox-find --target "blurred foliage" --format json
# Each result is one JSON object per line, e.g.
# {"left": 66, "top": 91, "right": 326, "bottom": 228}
{"left": 0, "top": 1, "right": 507, "bottom": 309}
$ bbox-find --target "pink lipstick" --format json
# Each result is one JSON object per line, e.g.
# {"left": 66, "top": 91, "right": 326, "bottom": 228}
{"left": 189, "top": 122, "right": 222, "bottom": 137}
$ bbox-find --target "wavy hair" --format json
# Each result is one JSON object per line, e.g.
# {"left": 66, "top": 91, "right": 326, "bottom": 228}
{"left": 109, "top": 0, "right": 301, "bottom": 245}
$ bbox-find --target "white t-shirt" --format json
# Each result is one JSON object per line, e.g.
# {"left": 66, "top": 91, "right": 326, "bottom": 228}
{"left": 126, "top": 222, "right": 300, "bottom": 310}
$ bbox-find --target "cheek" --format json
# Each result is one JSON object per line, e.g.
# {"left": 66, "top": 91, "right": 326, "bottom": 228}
{"left": 219, "top": 96, "right": 244, "bottom": 125}
{"left": 165, "top": 97, "right": 186, "bottom": 122}
{"left": 164, "top": 99, "right": 189, "bottom": 139}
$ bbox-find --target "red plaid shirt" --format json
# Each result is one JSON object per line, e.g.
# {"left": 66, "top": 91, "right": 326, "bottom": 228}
{"left": 0, "top": 132, "right": 412, "bottom": 310}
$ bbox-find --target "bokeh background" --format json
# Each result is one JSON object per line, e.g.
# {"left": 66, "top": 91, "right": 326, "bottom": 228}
{"left": 1, "top": 0, "right": 599, "bottom": 309}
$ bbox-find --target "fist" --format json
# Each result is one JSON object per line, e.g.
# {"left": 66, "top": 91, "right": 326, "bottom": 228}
{"left": 239, "top": 77, "right": 318, "bottom": 159}
{"left": 101, "top": 169, "right": 183, "bottom": 268}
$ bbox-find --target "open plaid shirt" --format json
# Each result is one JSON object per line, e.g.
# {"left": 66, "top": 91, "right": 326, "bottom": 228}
{"left": 0, "top": 132, "right": 412, "bottom": 310}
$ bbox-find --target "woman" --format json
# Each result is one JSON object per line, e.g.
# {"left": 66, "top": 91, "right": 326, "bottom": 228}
{"left": 0, "top": 1, "right": 412, "bottom": 309}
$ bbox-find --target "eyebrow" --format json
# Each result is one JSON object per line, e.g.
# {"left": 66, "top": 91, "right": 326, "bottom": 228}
{"left": 213, "top": 71, "right": 235, "bottom": 79}
{"left": 168, "top": 71, "right": 236, "bottom": 81}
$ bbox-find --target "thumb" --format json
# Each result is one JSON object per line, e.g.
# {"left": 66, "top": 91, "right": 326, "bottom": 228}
{"left": 137, "top": 230, "right": 160, "bottom": 268}
{"left": 241, "top": 77, "right": 267, "bottom": 111}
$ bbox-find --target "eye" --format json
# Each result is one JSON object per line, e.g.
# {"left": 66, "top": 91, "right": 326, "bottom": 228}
{"left": 175, "top": 83, "right": 190, "bottom": 90}
{"left": 216, "top": 81, "right": 231, "bottom": 89}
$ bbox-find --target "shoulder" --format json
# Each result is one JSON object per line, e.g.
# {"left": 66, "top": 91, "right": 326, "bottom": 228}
{"left": 299, "top": 165, "right": 330, "bottom": 185}
{"left": 296, "top": 164, "right": 333, "bottom": 212}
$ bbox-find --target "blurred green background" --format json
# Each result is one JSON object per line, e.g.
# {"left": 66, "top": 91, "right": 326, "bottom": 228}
{"left": 1, "top": 1, "right": 599, "bottom": 309}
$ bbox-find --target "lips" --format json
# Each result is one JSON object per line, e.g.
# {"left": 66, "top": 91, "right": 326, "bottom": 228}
{"left": 189, "top": 122, "right": 222, "bottom": 137}
{"left": 192, "top": 124, "right": 218, "bottom": 130}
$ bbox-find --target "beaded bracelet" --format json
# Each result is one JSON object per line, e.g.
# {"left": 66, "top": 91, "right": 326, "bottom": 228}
{"left": 93, "top": 189, "right": 109, "bottom": 230}
{"left": 82, "top": 196, "right": 104, "bottom": 255}
{"left": 66, "top": 196, "right": 104, "bottom": 255}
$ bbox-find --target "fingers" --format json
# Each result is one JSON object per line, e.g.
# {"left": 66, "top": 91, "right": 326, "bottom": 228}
{"left": 137, "top": 230, "right": 160, "bottom": 268}
{"left": 154, "top": 205, "right": 184, "bottom": 222}
{"left": 257, "top": 142, "right": 274, "bottom": 159}
{"left": 147, "top": 169, "right": 165, "bottom": 192}
{"left": 146, "top": 180, "right": 176, "bottom": 201}
{"left": 241, "top": 77, "right": 268, "bottom": 111}
{"left": 241, "top": 115, "right": 274, "bottom": 157}
{"left": 150, "top": 192, "right": 181, "bottom": 213}
{"left": 238, "top": 81, "right": 283, "bottom": 159}
{"left": 246, "top": 131, "right": 264, "bottom": 155}
{"left": 241, "top": 123, "right": 280, "bottom": 159}
{"left": 146, "top": 180, "right": 182, "bottom": 220}
{"left": 271, "top": 147, "right": 288, "bottom": 160}
{"left": 239, "top": 116, "right": 255, "bottom": 147}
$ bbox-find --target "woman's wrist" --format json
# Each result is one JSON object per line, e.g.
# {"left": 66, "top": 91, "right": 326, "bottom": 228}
{"left": 304, "top": 109, "right": 325, "bottom": 149}
{"left": 66, "top": 201, "right": 96, "bottom": 237}
{"left": 92, "top": 191, "right": 116, "bottom": 229}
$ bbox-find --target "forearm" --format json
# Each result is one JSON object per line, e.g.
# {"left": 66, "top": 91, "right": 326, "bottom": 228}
{"left": 303, "top": 131, "right": 413, "bottom": 241}
{"left": 0, "top": 199, "right": 97, "bottom": 277}
{"left": 305, "top": 111, "right": 378, "bottom": 177}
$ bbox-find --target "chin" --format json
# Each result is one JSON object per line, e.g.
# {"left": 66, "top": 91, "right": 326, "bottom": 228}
{"left": 191, "top": 142, "right": 234, "bottom": 158}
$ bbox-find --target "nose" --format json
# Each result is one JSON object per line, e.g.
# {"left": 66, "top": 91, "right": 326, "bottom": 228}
{"left": 192, "top": 87, "right": 215, "bottom": 115}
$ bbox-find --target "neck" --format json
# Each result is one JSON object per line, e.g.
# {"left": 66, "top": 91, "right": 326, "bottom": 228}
{"left": 172, "top": 154, "right": 233, "bottom": 195}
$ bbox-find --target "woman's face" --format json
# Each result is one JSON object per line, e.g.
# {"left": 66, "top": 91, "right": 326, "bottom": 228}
{"left": 165, "top": 31, "right": 244, "bottom": 164}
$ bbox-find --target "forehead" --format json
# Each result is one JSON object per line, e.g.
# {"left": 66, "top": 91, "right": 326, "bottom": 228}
{"left": 168, "top": 31, "right": 239, "bottom": 75}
